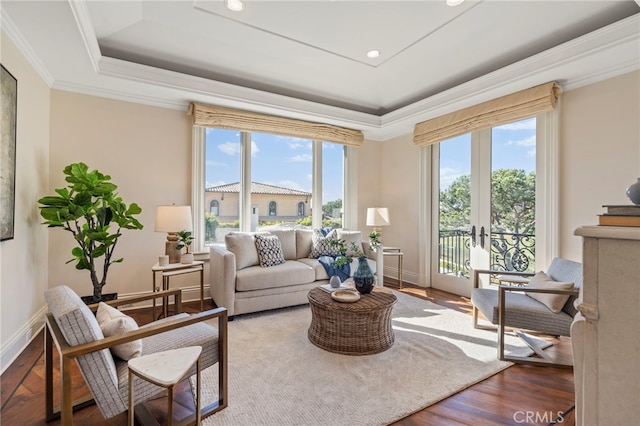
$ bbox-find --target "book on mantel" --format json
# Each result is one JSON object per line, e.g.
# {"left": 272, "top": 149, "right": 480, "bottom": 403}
{"left": 598, "top": 214, "right": 640, "bottom": 227}
{"left": 601, "top": 204, "right": 640, "bottom": 215}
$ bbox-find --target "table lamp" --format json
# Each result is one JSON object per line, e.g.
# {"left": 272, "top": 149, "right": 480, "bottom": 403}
{"left": 366, "top": 207, "right": 390, "bottom": 232}
{"left": 155, "top": 205, "right": 193, "bottom": 263}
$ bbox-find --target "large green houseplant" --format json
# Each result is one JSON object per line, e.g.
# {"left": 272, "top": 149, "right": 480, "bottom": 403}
{"left": 38, "top": 163, "right": 143, "bottom": 302}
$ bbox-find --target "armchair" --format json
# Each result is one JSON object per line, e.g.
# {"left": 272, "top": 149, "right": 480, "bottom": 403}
{"left": 471, "top": 258, "right": 582, "bottom": 368}
{"left": 44, "top": 285, "right": 227, "bottom": 425}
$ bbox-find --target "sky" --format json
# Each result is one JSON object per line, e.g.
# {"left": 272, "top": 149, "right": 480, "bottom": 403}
{"left": 205, "top": 117, "right": 536, "bottom": 202}
{"left": 205, "top": 128, "right": 344, "bottom": 203}
{"left": 440, "top": 117, "right": 537, "bottom": 189}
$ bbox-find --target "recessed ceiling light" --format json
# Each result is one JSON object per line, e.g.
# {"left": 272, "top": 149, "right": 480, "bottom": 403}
{"left": 366, "top": 50, "right": 380, "bottom": 59}
{"left": 446, "top": 0, "right": 465, "bottom": 6}
{"left": 225, "top": 0, "right": 244, "bottom": 12}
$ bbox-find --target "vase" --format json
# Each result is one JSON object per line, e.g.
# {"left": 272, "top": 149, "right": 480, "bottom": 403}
{"left": 626, "top": 178, "right": 640, "bottom": 205}
{"left": 329, "top": 275, "right": 342, "bottom": 288}
{"left": 353, "top": 256, "right": 375, "bottom": 295}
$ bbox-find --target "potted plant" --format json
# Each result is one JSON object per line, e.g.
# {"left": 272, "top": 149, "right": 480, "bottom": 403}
{"left": 176, "top": 230, "right": 194, "bottom": 264}
{"left": 38, "top": 162, "right": 143, "bottom": 303}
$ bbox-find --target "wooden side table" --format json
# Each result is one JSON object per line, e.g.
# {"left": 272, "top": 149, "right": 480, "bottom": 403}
{"left": 152, "top": 261, "right": 205, "bottom": 318}
{"left": 383, "top": 247, "right": 404, "bottom": 289}
{"left": 307, "top": 287, "right": 397, "bottom": 355}
{"left": 128, "top": 346, "right": 202, "bottom": 426}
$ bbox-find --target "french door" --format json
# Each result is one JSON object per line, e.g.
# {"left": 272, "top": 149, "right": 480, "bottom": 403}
{"left": 430, "top": 118, "right": 538, "bottom": 297}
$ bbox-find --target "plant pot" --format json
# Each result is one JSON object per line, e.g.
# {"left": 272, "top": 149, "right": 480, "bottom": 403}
{"left": 181, "top": 253, "right": 194, "bottom": 264}
{"left": 80, "top": 292, "right": 118, "bottom": 305}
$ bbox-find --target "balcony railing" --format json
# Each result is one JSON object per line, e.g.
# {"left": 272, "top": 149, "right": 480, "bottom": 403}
{"left": 438, "top": 229, "right": 535, "bottom": 278}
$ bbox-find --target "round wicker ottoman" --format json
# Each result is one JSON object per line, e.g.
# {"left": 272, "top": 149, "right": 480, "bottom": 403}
{"left": 307, "top": 287, "right": 397, "bottom": 355}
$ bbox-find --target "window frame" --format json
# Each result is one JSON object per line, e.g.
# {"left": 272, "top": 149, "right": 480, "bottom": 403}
{"left": 192, "top": 127, "right": 351, "bottom": 252}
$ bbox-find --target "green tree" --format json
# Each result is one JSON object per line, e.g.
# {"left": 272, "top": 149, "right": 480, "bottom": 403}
{"left": 439, "top": 169, "right": 535, "bottom": 234}
{"left": 322, "top": 199, "right": 342, "bottom": 217}
{"left": 204, "top": 212, "right": 219, "bottom": 243}
{"left": 439, "top": 175, "right": 470, "bottom": 229}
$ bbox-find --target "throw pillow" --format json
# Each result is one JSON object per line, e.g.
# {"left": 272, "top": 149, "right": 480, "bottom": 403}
{"left": 96, "top": 302, "right": 142, "bottom": 360}
{"left": 336, "top": 230, "right": 363, "bottom": 257}
{"left": 308, "top": 228, "right": 339, "bottom": 258}
{"left": 254, "top": 234, "right": 286, "bottom": 267}
{"left": 525, "top": 271, "right": 575, "bottom": 313}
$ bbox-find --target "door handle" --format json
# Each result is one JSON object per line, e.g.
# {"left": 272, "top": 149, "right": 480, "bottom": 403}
{"left": 480, "top": 226, "right": 488, "bottom": 248}
{"left": 471, "top": 225, "right": 476, "bottom": 247}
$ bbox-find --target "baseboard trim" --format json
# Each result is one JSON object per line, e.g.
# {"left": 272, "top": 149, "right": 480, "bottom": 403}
{"left": 1, "top": 305, "right": 47, "bottom": 375}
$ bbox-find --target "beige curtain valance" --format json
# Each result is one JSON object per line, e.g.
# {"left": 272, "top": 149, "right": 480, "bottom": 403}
{"left": 188, "top": 102, "right": 364, "bottom": 147}
{"left": 413, "top": 82, "right": 562, "bottom": 147}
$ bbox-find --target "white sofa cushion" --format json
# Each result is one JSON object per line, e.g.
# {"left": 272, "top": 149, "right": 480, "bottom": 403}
{"left": 226, "top": 232, "right": 260, "bottom": 270}
{"left": 235, "top": 261, "right": 316, "bottom": 291}
{"left": 268, "top": 229, "right": 297, "bottom": 260}
{"left": 336, "top": 230, "right": 363, "bottom": 256}
{"left": 295, "top": 229, "right": 313, "bottom": 259}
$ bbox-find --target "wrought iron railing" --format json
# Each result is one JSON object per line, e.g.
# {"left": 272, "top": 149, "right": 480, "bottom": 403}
{"left": 438, "top": 229, "right": 535, "bottom": 278}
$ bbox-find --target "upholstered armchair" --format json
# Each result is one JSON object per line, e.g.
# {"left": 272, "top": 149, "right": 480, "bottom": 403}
{"left": 44, "top": 285, "right": 227, "bottom": 425}
{"left": 471, "top": 258, "right": 582, "bottom": 368}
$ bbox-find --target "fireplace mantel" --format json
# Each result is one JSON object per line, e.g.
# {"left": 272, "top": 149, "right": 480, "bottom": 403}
{"left": 572, "top": 226, "right": 640, "bottom": 425}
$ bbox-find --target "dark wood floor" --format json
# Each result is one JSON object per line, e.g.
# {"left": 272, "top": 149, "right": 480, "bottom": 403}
{"left": 1, "top": 282, "right": 575, "bottom": 425}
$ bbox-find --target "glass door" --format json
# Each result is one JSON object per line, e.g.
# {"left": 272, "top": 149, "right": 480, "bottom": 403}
{"left": 431, "top": 118, "right": 537, "bottom": 297}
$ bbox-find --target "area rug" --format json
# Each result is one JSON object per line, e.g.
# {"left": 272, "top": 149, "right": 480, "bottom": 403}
{"left": 195, "top": 291, "right": 542, "bottom": 425}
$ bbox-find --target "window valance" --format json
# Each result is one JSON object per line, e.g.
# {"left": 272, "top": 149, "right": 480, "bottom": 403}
{"left": 188, "top": 102, "right": 364, "bottom": 147}
{"left": 413, "top": 82, "right": 562, "bottom": 147}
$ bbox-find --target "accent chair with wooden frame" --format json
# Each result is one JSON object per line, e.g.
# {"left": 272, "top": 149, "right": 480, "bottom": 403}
{"left": 44, "top": 285, "right": 228, "bottom": 425}
{"left": 471, "top": 258, "right": 582, "bottom": 369}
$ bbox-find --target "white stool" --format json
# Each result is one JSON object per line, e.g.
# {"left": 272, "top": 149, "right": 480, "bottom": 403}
{"left": 128, "top": 346, "right": 202, "bottom": 426}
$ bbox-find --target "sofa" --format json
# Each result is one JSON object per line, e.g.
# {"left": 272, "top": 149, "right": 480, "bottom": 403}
{"left": 209, "top": 228, "right": 383, "bottom": 317}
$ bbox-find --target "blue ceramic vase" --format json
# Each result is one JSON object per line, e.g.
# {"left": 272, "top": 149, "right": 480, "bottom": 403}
{"left": 626, "top": 178, "right": 640, "bottom": 205}
{"left": 353, "top": 256, "right": 375, "bottom": 294}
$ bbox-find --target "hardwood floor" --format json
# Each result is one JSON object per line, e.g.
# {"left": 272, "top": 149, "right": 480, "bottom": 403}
{"left": 1, "top": 283, "right": 575, "bottom": 425}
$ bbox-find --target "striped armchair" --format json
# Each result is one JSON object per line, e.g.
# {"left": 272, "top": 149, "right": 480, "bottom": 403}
{"left": 44, "top": 285, "right": 227, "bottom": 425}
{"left": 471, "top": 258, "right": 582, "bottom": 368}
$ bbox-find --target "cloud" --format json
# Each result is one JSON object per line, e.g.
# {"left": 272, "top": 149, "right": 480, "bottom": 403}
{"left": 288, "top": 141, "right": 312, "bottom": 150}
{"left": 506, "top": 135, "right": 536, "bottom": 147}
{"left": 206, "top": 180, "right": 227, "bottom": 188}
{"left": 287, "top": 153, "right": 313, "bottom": 162}
{"left": 497, "top": 118, "right": 536, "bottom": 130}
{"left": 440, "top": 167, "right": 465, "bottom": 189}
{"left": 306, "top": 174, "right": 312, "bottom": 181}
{"left": 206, "top": 160, "right": 229, "bottom": 168}
{"left": 217, "top": 141, "right": 259, "bottom": 156}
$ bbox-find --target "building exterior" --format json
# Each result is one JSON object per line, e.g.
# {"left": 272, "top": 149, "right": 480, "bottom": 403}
{"left": 205, "top": 182, "right": 311, "bottom": 223}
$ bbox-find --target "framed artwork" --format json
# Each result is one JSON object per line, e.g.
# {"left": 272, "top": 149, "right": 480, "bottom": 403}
{"left": 1, "top": 64, "right": 17, "bottom": 241}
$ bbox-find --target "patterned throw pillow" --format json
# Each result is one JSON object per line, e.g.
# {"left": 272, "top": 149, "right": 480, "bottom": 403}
{"left": 308, "top": 228, "right": 339, "bottom": 258}
{"left": 254, "top": 234, "right": 286, "bottom": 267}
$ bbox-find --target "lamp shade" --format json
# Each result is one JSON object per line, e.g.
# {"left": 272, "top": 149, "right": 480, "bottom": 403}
{"left": 366, "top": 207, "right": 390, "bottom": 227}
{"left": 155, "top": 205, "right": 193, "bottom": 232}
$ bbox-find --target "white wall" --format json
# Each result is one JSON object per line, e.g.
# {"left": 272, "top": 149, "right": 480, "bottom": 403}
{"left": 48, "top": 91, "right": 196, "bottom": 299}
{"left": 377, "top": 71, "right": 640, "bottom": 288}
{"left": 0, "top": 34, "right": 50, "bottom": 372}
{"left": 559, "top": 71, "right": 640, "bottom": 259}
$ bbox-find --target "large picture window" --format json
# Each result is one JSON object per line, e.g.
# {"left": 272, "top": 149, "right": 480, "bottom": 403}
{"left": 195, "top": 128, "right": 346, "bottom": 247}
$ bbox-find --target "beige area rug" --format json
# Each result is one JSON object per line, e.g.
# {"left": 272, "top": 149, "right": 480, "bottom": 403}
{"left": 195, "top": 291, "right": 542, "bottom": 426}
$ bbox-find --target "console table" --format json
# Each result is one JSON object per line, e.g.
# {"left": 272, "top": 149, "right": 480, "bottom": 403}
{"left": 572, "top": 225, "right": 640, "bottom": 425}
{"left": 152, "top": 261, "right": 204, "bottom": 318}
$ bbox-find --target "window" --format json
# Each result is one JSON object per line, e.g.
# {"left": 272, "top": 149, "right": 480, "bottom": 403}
{"left": 194, "top": 128, "right": 348, "bottom": 249}
{"left": 210, "top": 200, "right": 219, "bottom": 216}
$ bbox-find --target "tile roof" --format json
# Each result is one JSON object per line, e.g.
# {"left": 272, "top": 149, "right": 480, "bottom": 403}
{"left": 206, "top": 181, "right": 311, "bottom": 196}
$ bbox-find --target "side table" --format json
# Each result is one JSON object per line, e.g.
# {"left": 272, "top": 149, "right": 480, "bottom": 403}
{"left": 128, "top": 346, "right": 202, "bottom": 426}
{"left": 383, "top": 247, "right": 404, "bottom": 289}
{"left": 152, "top": 261, "right": 205, "bottom": 318}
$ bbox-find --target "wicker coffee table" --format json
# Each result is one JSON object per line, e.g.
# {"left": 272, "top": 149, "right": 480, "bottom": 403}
{"left": 307, "top": 287, "right": 397, "bottom": 355}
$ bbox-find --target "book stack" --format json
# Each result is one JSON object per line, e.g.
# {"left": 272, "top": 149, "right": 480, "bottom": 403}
{"left": 598, "top": 205, "right": 640, "bottom": 227}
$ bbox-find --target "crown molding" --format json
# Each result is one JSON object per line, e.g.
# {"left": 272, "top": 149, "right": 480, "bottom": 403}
{"left": 1, "top": 10, "right": 55, "bottom": 86}
{"left": 375, "top": 14, "right": 640, "bottom": 141}
{"left": 67, "top": 0, "right": 102, "bottom": 73}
